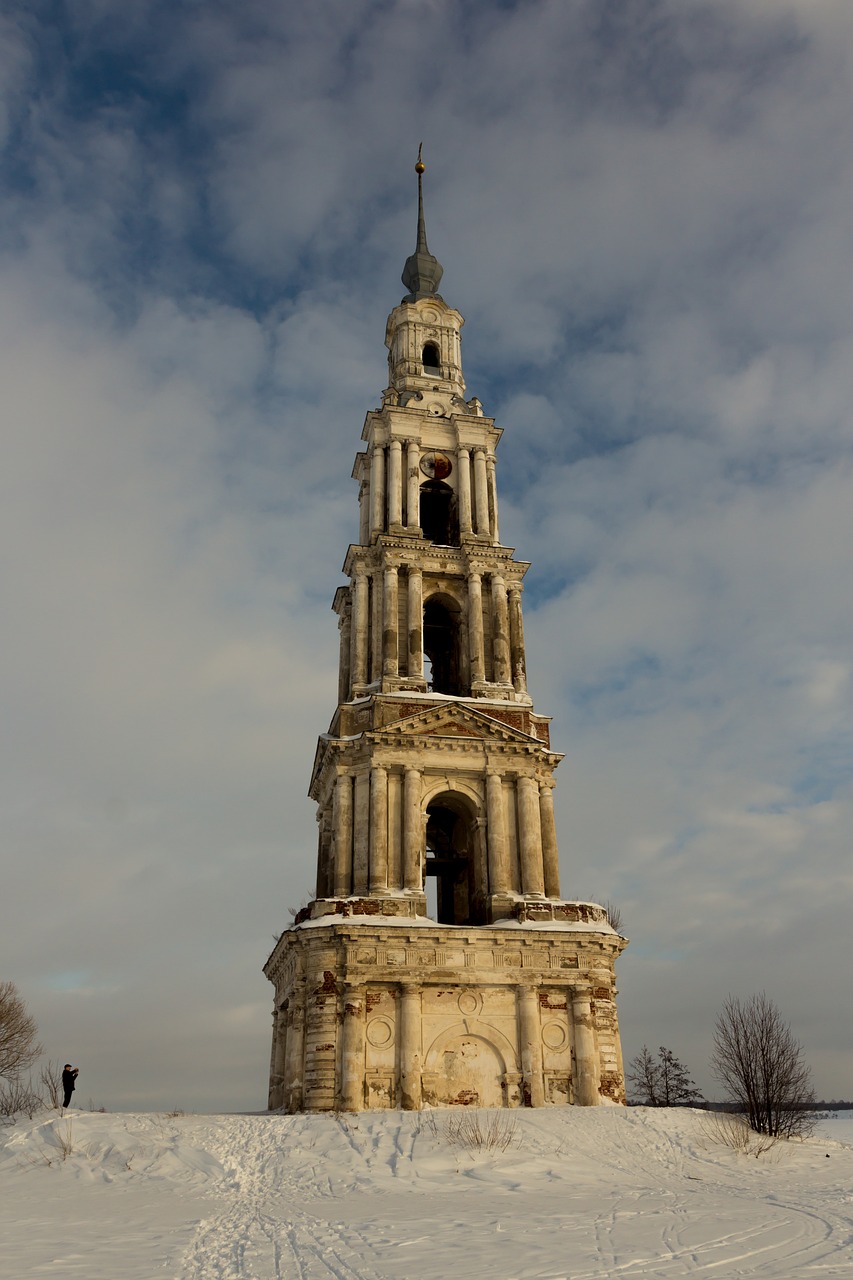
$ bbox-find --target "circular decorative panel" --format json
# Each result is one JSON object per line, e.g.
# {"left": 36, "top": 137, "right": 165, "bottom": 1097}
{"left": 457, "top": 992, "right": 481, "bottom": 1017}
{"left": 366, "top": 1017, "right": 394, "bottom": 1049}
{"left": 542, "top": 1021, "right": 568, "bottom": 1051}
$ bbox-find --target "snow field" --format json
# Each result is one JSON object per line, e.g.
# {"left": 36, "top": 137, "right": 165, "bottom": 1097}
{"left": 1, "top": 1107, "right": 852, "bottom": 1279}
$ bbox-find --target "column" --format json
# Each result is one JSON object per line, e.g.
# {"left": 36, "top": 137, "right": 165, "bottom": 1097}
{"left": 486, "top": 453, "right": 500, "bottom": 544}
{"left": 358, "top": 479, "right": 370, "bottom": 546}
{"left": 303, "top": 956, "right": 338, "bottom": 1111}
{"left": 268, "top": 1007, "right": 285, "bottom": 1109}
{"left": 407, "top": 567, "right": 423, "bottom": 680}
{"left": 517, "top": 775, "right": 545, "bottom": 896}
{"left": 491, "top": 573, "right": 511, "bottom": 685}
{"left": 508, "top": 584, "right": 528, "bottom": 694}
{"left": 517, "top": 985, "right": 545, "bottom": 1107}
{"left": 369, "top": 765, "right": 388, "bottom": 893}
{"left": 457, "top": 446, "right": 473, "bottom": 533}
{"left": 370, "top": 443, "right": 386, "bottom": 538}
{"left": 406, "top": 440, "right": 421, "bottom": 530}
{"left": 370, "top": 571, "right": 382, "bottom": 681}
{"left": 332, "top": 771, "right": 353, "bottom": 897}
{"left": 403, "top": 767, "right": 422, "bottom": 891}
{"left": 340, "top": 984, "right": 366, "bottom": 1111}
{"left": 388, "top": 438, "right": 403, "bottom": 529}
{"left": 468, "top": 571, "right": 485, "bottom": 684}
{"left": 283, "top": 988, "right": 305, "bottom": 1113}
{"left": 352, "top": 772, "right": 370, "bottom": 893}
{"left": 399, "top": 984, "right": 423, "bottom": 1110}
{"left": 474, "top": 447, "right": 489, "bottom": 536}
{"left": 387, "top": 768, "right": 402, "bottom": 890}
{"left": 539, "top": 780, "right": 561, "bottom": 899}
{"left": 572, "top": 986, "right": 600, "bottom": 1106}
{"left": 486, "top": 770, "right": 511, "bottom": 894}
{"left": 338, "top": 606, "right": 352, "bottom": 704}
{"left": 349, "top": 566, "right": 368, "bottom": 690}
{"left": 383, "top": 565, "right": 399, "bottom": 676}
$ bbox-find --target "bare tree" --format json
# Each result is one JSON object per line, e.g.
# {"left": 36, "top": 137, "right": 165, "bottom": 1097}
{"left": 39, "top": 1059, "right": 63, "bottom": 1109}
{"left": 657, "top": 1046, "right": 703, "bottom": 1106}
{"left": 628, "top": 1044, "right": 703, "bottom": 1106}
{"left": 711, "top": 993, "right": 816, "bottom": 1138}
{"left": 0, "top": 981, "right": 42, "bottom": 1082}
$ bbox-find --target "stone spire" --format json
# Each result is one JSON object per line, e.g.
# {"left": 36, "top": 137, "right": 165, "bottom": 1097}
{"left": 401, "top": 144, "right": 444, "bottom": 301}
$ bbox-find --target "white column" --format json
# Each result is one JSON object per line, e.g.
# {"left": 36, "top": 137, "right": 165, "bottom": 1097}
{"left": 338, "top": 607, "right": 352, "bottom": 703}
{"left": 352, "top": 772, "right": 370, "bottom": 893}
{"left": 517, "top": 775, "right": 545, "bottom": 896}
{"left": 486, "top": 453, "right": 500, "bottom": 544}
{"left": 518, "top": 986, "right": 545, "bottom": 1107}
{"left": 508, "top": 584, "right": 528, "bottom": 694}
{"left": 333, "top": 771, "right": 353, "bottom": 897}
{"left": 486, "top": 770, "right": 510, "bottom": 894}
{"left": 388, "top": 439, "right": 403, "bottom": 530}
{"left": 283, "top": 990, "right": 305, "bottom": 1113}
{"left": 350, "top": 565, "right": 368, "bottom": 689}
{"left": 407, "top": 567, "right": 423, "bottom": 679}
{"left": 369, "top": 765, "right": 388, "bottom": 893}
{"left": 370, "top": 571, "right": 382, "bottom": 682}
{"left": 340, "top": 984, "right": 366, "bottom": 1112}
{"left": 467, "top": 571, "right": 485, "bottom": 685}
{"left": 399, "top": 984, "right": 423, "bottom": 1110}
{"left": 572, "top": 986, "right": 600, "bottom": 1106}
{"left": 383, "top": 565, "right": 399, "bottom": 676}
{"left": 457, "top": 446, "right": 473, "bottom": 533}
{"left": 403, "top": 767, "right": 422, "bottom": 891}
{"left": 473, "top": 447, "right": 489, "bottom": 536}
{"left": 491, "top": 573, "right": 511, "bottom": 685}
{"left": 539, "top": 781, "right": 560, "bottom": 900}
{"left": 358, "top": 479, "right": 370, "bottom": 546}
{"left": 406, "top": 440, "right": 421, "bottom": 530}
{"left": 370, "top": 443, "right": 386, "bottom": 538}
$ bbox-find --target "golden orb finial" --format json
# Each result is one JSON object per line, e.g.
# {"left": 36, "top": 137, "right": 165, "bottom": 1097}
{"left": 415, "top": 142, "right": 425, "bottom": 175}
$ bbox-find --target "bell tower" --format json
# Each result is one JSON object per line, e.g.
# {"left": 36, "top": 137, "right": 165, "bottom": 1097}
{"left": 264, "top": 154, "right": 627, "bottom": 1112}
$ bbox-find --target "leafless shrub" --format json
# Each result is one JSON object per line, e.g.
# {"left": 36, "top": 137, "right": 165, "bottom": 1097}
{"left": 602, "top": 900, "right": 623, "bottom": 934}
{"left": 701, "top": 1109, "right": 777, "bottom": 1157}
{"left": 0, "top": 981, "right": 42, "bottom": 1082}
{"left": 415, "top": 1109, "right": 439, "bottom": 1140}
{"left": 712, "top": 993, "right": 816, "bottom": 1139}
{"left": 0, "top": 1075, "right": 43, "bottom": 1118}
{"left": 39, "top": 1060, "right": 62, "bottom": 1109}
{"left": 165, "top": 1108, "right": 185, "bottom": 1118}
{"left": 444, "top": 1110, "right": 519, "bottom": 1153}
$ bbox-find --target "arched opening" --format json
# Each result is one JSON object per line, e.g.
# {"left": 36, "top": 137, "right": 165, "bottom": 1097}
{"left": 422, "top": 342, "right": 441, "bottom": 375}
{"left": 423, "top": 595, "right": 462, "bottom": 695}
{"left": 420, "top": 479, "right": 459, "bottom": 547}
{"left": 424, "top": 794, "right": 484, "bottom": 925}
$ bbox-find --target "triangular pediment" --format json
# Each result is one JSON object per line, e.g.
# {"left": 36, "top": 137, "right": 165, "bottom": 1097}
{"left": 384, "top": 702, "right": 541, "bottom": 747}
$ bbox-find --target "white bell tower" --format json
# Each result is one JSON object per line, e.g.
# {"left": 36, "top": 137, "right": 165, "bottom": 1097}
{"left": 264, "top": 153, "right": 627, "bottom": 1112}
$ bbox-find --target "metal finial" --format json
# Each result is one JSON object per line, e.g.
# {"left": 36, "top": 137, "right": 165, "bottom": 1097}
{"left": 416, "top": 142, "right": 425, "bottom": 175}
{"left": 401, "top": 146, "right": 443, "bottom": 299}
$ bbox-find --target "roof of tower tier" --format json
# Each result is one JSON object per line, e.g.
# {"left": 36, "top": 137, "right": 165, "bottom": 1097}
{"left": 401, "top": 145, "right": 444, "bottom": 301}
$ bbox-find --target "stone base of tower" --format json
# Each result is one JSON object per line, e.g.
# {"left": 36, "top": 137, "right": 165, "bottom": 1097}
{"left": 263, "top": 908, "right": 626, "bottom": 1113}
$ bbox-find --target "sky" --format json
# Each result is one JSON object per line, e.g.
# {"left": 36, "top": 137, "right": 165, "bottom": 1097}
{"left": 1, "top": 0, "right": 852, "bottom": 1112}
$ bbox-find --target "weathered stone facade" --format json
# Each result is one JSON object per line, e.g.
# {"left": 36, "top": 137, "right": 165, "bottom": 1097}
{"left": 264, "top": 159, "right": 627, "bottom": 1111}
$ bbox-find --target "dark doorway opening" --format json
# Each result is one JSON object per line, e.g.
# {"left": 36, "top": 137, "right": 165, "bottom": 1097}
{"left": 422, "top": 342, "right": 441, "bottom": 375}
{"left": 423, "top": 596, "right": 462, "bottom": 695}
{"left": 420, "top": 480, "right": 459, "bottom": 546}
{"left": 424, "top": 800, "right": 482, "bottom": 925}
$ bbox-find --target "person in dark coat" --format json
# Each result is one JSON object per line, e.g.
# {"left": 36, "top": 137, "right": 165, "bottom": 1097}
{"left": 62, "top": 1064, "right": 78, "bottom": 1108}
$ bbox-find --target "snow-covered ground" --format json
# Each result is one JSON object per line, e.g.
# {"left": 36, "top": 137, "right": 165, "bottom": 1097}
{"left": 1, "top": 1107, "right": 851, "bottom": 1279}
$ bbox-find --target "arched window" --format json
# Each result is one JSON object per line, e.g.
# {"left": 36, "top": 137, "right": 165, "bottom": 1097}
{"left": 420, "top": 480, "right": 459, "bottom": 547}
{"left": 422, "top": 342, "right": 441, "bottom": 375}
{"left": 423, "top": 595, "right": 462, "bottom": 695}
{"left": 424, "top": 795, "right": 484, "bottom": 925}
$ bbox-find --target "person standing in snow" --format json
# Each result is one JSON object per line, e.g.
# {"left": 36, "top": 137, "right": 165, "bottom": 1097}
{"left": 62, "top": 1064, "right": 78, "bottom": 1108}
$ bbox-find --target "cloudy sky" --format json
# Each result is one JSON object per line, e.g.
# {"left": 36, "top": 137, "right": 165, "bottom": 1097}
{"left": 2, "top": 0, "right": 852, "bottom": 1111}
